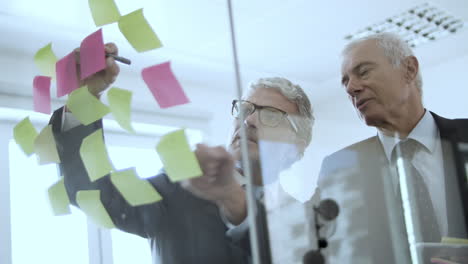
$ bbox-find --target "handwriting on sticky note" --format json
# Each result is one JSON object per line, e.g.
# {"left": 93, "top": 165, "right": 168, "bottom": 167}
{"left": 48, "top": 177, "right": 71, "bottom": 216}
{"left": 34, "top": 43, "right": 57, "bottom": 78}
{"left": 107, "top": 87, "right": 134, "bottom": 133}
{"left": 33, "top": 76, "right": 52, "bottom": 114}
{"left": 56, "top": 52, "right": 79, "bottom": 97}
{"left": 34, "top": 125, "right": 60, "bottom": 165}
{"left": 156, "top": 129, "right": 202, "bottom": 182}
{"left": 80, "top": 29, "right": 106, "bottom": 80}
{"left": 79, "top": 129, "right": 114, "bottom": 182}
{"left": 66, "top": 86, "right": 110, "bottom": 125}
{"left": 76, "top": 190, "right": 115, "bottom": 228}
{"left": 110, "top": 168, "right": 162, "bottom": 206}
{"left": 142, "top": 62, "right": 189, "bottom": 108}
{"left": 13, "top": 117, "right": 38, "bottom": 156}
{"left": 88, "top": 0, "right": 121, "bottom": 26}
{"left": 118, "top": 8, "right": 162, "bottom": 52}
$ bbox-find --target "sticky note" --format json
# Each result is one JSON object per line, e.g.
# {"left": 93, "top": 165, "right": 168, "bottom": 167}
{"left": 76, "top": 190, "right": 115, "bottom": 228}
{"left": 66, "top": 86, "right": 110, "bottom": 126}
{"left": 156, "top": 129, "right": 202, "bottom": 182}
{"left": 34, "top": 125, "right": 60, "bottom": 165}
{"left": 441, "top": 236, "right": 468, "bottom": 244}
{"left": 13, "top": 117, "right": 38, "bottom": 156}
{"left": 107, "top": 87, "right": 134, "bottom": 133}
{"left": 110, "top": 168, "right": 162, "bottom": 206}
{"left": 118, "top": 8, "right": 162, "bottom": 52}
{"left": 142, "top": 62, "right": 190, "bottom": 108}
{"left": 430, "top": 257, "right": 459, "bottom": 264}
{"left": 88, "top": 0, "right": 121, "bottom": 26}
{"left": 33, "top": 76, "right": 52, "bottom": 114}
{"left": 47, "top": 177, "right": 71, "bottom": 216}
{"left": 80, "top": 129, "right": 114, "bottom": 182}
{"left": 80, "top": 29, "right": 106, "bottom": 80}
{"left": 56, "top": 51, "right": 79, "bottom": 97}
{"left": 34, "top": 43, "right": 57, "bottom": 78}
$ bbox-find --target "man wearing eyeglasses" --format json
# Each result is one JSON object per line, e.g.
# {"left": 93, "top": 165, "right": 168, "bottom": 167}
{"left": 49, "top": 43, "right": 314, "bottom": 264}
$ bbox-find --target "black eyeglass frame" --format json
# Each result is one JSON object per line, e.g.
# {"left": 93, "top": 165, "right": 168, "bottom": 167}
{"left": 231, "top": 99, "right": 298, "bottom": 132}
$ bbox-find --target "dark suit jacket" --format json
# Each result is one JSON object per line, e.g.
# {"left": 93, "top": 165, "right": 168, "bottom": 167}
{"left": 311, "top": 112, "right": 468, "bottom": 264}
{"left": 49, "top": 108, "right": 251, "bottom": 264}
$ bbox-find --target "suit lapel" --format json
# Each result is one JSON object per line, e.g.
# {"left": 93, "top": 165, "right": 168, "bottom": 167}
{"left": 430, "top": 112, "right": 468, "bottom": 237}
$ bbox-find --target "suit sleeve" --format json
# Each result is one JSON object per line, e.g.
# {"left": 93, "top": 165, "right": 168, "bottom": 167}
{"left": 49, "top": 107, "right": 173, "bottom": 238}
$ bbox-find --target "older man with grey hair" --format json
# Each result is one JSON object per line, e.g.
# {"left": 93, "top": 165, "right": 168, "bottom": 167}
{"left": 311, "top": 32, "right": 468, "bottom": 263}
{"left": 49, "top": 41, "right": 315, "bottom": 264}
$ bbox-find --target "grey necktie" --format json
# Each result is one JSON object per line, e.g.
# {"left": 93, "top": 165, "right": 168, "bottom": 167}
{"left": 392, "top": 139, "right": 441, "bottom": 242}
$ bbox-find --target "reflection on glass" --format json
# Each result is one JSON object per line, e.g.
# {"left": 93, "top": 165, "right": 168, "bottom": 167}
{"left": 9, "top": 141, "right": 89, "bottom": 264}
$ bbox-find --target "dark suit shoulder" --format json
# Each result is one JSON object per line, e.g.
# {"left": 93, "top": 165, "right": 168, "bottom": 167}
{"left": 430, "top": 111, "right": 468, "bottom": 141}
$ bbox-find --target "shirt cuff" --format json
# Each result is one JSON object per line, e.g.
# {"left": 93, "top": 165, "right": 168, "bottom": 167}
{"left": 225, "top": 214, "right": 250, "bottom": 242}
{"left": 61, "top": 107, "right": 83, "bottom": 132}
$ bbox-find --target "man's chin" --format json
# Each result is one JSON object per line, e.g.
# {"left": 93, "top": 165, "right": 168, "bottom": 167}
{"left": 361, "top": 112, "right": 384, "bottom": 128}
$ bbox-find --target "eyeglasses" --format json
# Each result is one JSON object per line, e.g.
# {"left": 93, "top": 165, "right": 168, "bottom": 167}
{"left": 231, "top": 100, "right": 298, "bottom": 132}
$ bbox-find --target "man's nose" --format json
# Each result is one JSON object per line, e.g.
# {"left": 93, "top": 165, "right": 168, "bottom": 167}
{"left": 346, "top": 77, "right": 363, "bottom": 97}
{"left": 243, "top": 111, "right": 259, "bottom": 129}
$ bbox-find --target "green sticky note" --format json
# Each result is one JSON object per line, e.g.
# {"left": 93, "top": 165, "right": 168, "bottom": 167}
{"left": 13, "top": 117, "right": 38, "bottom": 156}
{"left": 107, "top": 87, "right": 134, "bottom": 133}
{"left": 441, "top": 236, "right": 468, "bottom": 244}
{"left": 47, "top": 177, "right": 71, "bottom": 216}
{"left": 88, "top": 0, "right": 121, "bottom": 26}
{"left": 156, "top": 129, "right": 202, "bottom": 182}
{"left": 34, "top": 125, "right": 60, "bottom": 165}
{"left": 66, "top": 86, "right": 110, "bottom": 126}
{"left": 80, "top": 129, "right": 114, "bottom": 182}
{"left": 118, "top": 8, "right": 163, "bottom": 52}
{"left": 34, "top": 43, "right": 57, "bottom": 78}
{"left": 76, "top": 190, "right": 115, "bottom": 229}
{"left": 110, "top": 168, "right": 162, "bottom": 206}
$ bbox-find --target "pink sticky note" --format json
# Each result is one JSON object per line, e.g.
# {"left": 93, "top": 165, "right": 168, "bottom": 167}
{"left": 33, "top": 76, "right": 52, "bottom": 114}
{"left": 80, "top": 29, "right": 106, "bottom": 80}
{"left": 141, "top": 62, "right": 189, "bottom": 108}
{"left": 56, "top": 52, "right": 79, "bottom": 97}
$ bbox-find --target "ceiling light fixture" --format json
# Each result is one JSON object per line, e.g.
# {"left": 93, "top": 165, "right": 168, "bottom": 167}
{"left": 344, "top": 2, "right": 465, "bottom": 47}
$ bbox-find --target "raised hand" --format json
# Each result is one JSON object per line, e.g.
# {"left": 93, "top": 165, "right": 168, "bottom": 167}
{"left": 74, "top": 43, "right": 120, "bottom": 97}
{"left": 181, "top": 144, "right": 247, "bottom": 224}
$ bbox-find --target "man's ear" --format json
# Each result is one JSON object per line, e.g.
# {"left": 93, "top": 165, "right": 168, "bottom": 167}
{"left": 404, "top": 56, "right": 419, "bottom": 84}
{"left": 294, "top": 138, "right": 307, "bottom": 160}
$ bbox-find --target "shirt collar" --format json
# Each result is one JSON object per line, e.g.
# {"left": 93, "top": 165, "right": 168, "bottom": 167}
{"left": 378, "top": 110, "right": 439, "bottom": 162}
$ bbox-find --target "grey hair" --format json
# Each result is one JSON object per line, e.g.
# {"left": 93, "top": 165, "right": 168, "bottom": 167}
{"left": 342, "top": 32, "right": 423, "bottom": 96}
{"left": 243, "top": 77, "right": 314, "bottom": 157}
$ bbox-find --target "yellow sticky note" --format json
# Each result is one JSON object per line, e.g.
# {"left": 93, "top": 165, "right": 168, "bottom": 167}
{"left": 34, "top": 125, "right": 60, "bottom": 165}
{"left": 110, "top": 168, "right": 162, "bottom": 206}
{"left": 118, "top": 8, "right": 163, "bottom": 52}
{"left": 441, "top": 236, "right": 468, "bottom": 244}
{"left": 107, "top": 87, "right": 134, "bottom": 133}
{"left": 47, "top": 177, "right": 71, "bottom": 216}
{"left": 66, "top": 86, "right": 110, "bottom": 126}
{"left": 13, "top": 117, "right": 38, "bottom": 156}
{"left": 156, "top": 129, "right": 202, "bottom": 182}
{"left": 88, "top": 0, "right": 121, "bottom": 26}
{"left": 76, "top": 190, "right": 115, "bottom": 229}
{"left": 80, "top": 129, "right": 114, "bottom": 182}
{"left": 34, "top": 43, "right": 57, "bottom": 78}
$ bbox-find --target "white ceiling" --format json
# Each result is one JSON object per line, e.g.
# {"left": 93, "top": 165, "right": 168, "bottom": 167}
{"left": 1, "top": 0, "right": 467, "bottom": 112}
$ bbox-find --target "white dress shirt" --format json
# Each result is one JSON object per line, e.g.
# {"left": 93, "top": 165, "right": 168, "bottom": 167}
{"left": 377, "top": 110, "right": 448, "bottom": 236}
